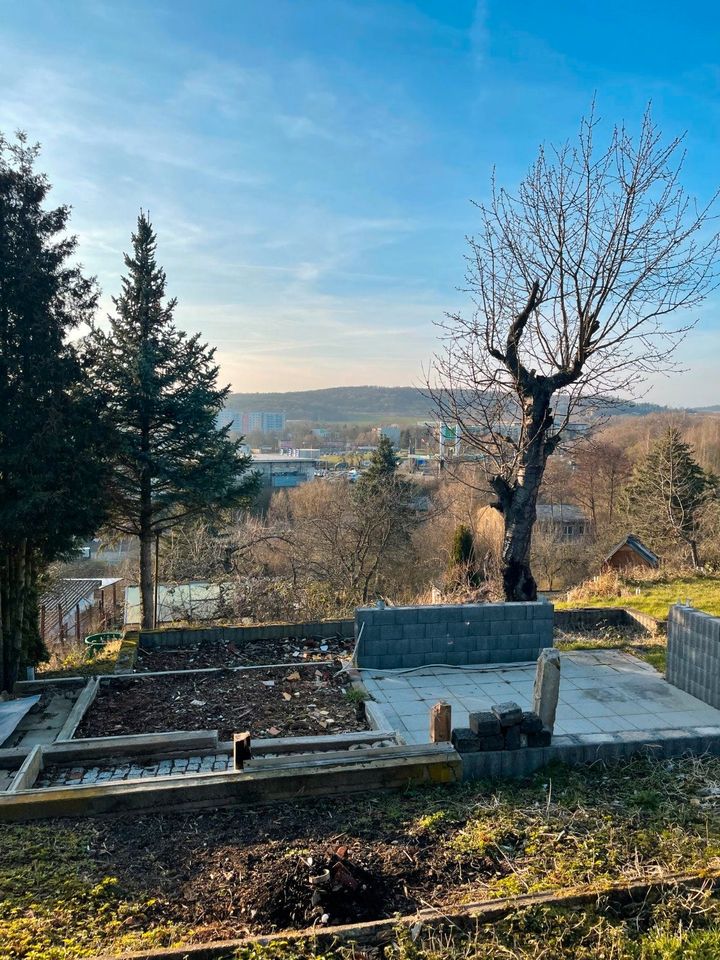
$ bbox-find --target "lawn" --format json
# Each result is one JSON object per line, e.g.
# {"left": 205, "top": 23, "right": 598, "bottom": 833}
{"left": 557, "top": 574, "right": 720, "bottom": 621}
{"left": 3, "top": 754, "right": 720, "bottom": 959}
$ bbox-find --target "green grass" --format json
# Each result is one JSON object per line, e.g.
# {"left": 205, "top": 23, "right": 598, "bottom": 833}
{"left": 557, "top": 574, "right": 720, "bottom": 620}
{"left": 37, "top": 639, "right": 122, "bottom": 680}
{"left": 228, "top": 905, "right": 720, "bottom": 960}
{"left": 554, "top": 625, "right": 668, "bottom": 673}
{"left": 4, "top": 755, "right": 720, "bottom": 958}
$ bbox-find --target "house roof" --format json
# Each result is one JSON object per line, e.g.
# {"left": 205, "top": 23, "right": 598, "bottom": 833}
{"left": 536, "top": 503, "right": 587, "bottom": 522}
{"left": 604, "top": 534, "right": 659, "bottom": 567}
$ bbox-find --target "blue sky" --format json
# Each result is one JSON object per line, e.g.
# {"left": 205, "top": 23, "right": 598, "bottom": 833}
{"left": 2, "top": 0, "right": 719, "bottom": 404}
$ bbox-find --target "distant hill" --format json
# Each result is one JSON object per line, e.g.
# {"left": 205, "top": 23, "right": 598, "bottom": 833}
{"left": 226, "top": 385, "right": 670, "bottom": 425}
{"left": 226, "top": 386, "right": 435, "bottom": 423}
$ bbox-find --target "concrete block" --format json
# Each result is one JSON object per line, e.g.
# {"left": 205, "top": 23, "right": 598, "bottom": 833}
{"left": 503, "top": 726, "right": 522, "bottom": 750}
{"left": 451, "top": 727, "right": 481, "bottom": 753}
{"left": 520, "top": 711, "right": 543, "bottom": 734}
{"left": 492, "top": 701, "right": 523, "bottom": 727}
{"left": 464, "top": 605, "right": 492, "bottom": 621}
{"left": 401, "top": 654, "right": 426, "bottom": 668}
{"left": 394, "top": 608, "right": 419, "bottom": 625}
{"left": 490, "top": 620, "right": 510, "bottom": 636}
{"left": 527, "top": 728, "right": 552, "bottom": 747}
{"left": 380, "top": 625, "right": 403, "bottom": 642}
{"left": 403, "top": 624, "right": 426, "bottom": 641}
{"left": 444, "top": 652, "right": 469, "bottom": 666}
{"left": 477, "top": 734, "right": 505, "bottom": 751}
{"left": 504, "top": 603, "right": 528, "bottom": 621}
{"left": 469, "top": 711, "right": 502, "bottom": 737}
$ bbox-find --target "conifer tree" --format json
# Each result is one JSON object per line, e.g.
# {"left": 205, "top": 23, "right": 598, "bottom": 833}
{"left": 0, "top": 133, "right": 108, "bottom": 690}
{"left": 357, "top": 434, "right": 399, "bottom": 493}
{"left": 87, "top": 213, "right": 258, "bottom": 628}
{"left": 623, "top": 427, "right": 715, "bottom": 568}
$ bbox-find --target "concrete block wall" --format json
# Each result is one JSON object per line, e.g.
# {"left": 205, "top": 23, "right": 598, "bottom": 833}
{"left": 355, "top": 602, "right": 553, "bottom": 669}
{"left": 140, "top": 619, "right": 354, "bottom": 651}
{"left": 667, "top": 604, "right": 720, "bottom": 707}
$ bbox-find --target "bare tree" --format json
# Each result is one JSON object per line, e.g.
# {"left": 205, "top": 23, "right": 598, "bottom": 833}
{"left": 429, "top": 107, "right": 719, "bottom": 600}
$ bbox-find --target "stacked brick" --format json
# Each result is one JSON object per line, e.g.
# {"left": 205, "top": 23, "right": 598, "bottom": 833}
{"left": 451, "top": 701, "right": 551, "bottom": 753}
{"left": 667, "top": 604, "right": 720, "bottom": 708}
{"left": 355, "top": 602, "right": 554, "bottom": 669}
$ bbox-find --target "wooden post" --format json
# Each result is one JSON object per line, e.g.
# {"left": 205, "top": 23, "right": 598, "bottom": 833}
{"left": 75, "top": 603, "right": 81, "bottom": 642}
{"left": 40, "top": 605, "right": 46, "bottom": 643}
{"left": 430, "top": 701, "right": 452, "bottom": 743}
{"left": 233, "top": 731, "right": 252, "bottom": 770}
{"left": 58, "top": 603, "right": 64, "bottom": 643}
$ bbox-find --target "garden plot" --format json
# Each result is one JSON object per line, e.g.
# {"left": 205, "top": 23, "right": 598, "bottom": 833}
{"left": 74, "top": 663, "right": 368, "bottom": 741}
{"left": 135, "top": 633, "right": 354, "bottom": 671}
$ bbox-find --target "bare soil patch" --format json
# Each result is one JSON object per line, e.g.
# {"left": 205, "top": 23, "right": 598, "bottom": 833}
{"left": 74, "top": 662, "right": 367, "bottom": 740}
{"left": 87, "top": 799, "right": 505, "bottom": 941}
{"left": 135, "top": 633, "right": 354, "bottom": 671}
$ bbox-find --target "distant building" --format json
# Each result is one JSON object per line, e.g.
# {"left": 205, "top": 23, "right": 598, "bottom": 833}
{"left": 603, "top": 535, "right": 659, "bottom": 572}
{"left": 251, "top": 453, "right": 319, "bottom": 488}
{"left": 535, "top": 503, "right": 590, "bottom": 541}
{"left": 376, "top": 425, "right": 401, "bottom": 446}
{"left": 236, "top": 411, "right": 286, "bottom": 434}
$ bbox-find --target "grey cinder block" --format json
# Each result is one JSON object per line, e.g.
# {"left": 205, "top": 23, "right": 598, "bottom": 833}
{"left": 469, "top": 711, "right": 502, "bottom": 737}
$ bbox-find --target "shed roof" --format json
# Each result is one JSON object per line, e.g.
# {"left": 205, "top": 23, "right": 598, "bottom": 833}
{"left": 604, "top": 534, "right": 659, "bottom": 567}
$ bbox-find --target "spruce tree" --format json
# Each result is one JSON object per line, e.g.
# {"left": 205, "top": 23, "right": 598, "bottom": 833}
{"left": 357, "top": 434, "right": 399, "bottom": 493}
{"left": 623, "top": 427, "right": 715, "bottom": 568}
{"left": 0, "top": 133, "right": 108, "bottom": 690}
{"left": 87, "top": 213, "right": 258, "bottom": 628}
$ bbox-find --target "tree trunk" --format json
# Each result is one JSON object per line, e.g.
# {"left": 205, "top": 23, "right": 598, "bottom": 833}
{"left": 492, "top": 392, "right": 553, "bottom": 603}
{"left": 500, "top": 491, "right": 540, "bottom": 601}
{"left": 688, "top": 539, "right": 701, "bottom": 570}
{"left": 0, "top": 541, "right": 28, "bottom": 692}
{"left": 139, "top": 529, "right": 154, "bottom": 629}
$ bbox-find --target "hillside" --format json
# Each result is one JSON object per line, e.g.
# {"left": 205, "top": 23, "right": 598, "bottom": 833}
{"left": 226, "top": 386, "right": 435, "bottom": 423}
{"left": 226, "top": 385, "right": 669, "bottom": 425}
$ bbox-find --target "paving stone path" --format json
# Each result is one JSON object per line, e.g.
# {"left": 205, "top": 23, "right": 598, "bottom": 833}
{"left": 35, "top": 753, "right": 232, "bottom": 787}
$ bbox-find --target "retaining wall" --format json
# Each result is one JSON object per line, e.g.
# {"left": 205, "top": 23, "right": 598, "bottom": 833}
{"left": 554, "top": 607, "right": 665, "bottom": 634}
{"left": 667, "top": 604, "right": 720, "bottom": 708}
{"left": 140, "top": 619, "right": 354, "bottom": 651}
{"left": 355, "top": 602, "right": 553, "bottom": 669}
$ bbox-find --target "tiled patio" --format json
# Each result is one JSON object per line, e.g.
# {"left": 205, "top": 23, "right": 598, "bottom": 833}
{"left": 360, "top": 649, "right": 720, "bottom": 744}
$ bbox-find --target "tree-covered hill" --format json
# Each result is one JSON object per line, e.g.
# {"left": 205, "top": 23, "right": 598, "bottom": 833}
{"left": 226, "top": 386, "right": 436, "bottom": 423}
{"left": 226, "top": 385, "right": 671, "bottom": 425}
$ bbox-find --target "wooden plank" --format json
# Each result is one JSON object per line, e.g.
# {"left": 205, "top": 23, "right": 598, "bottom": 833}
{"left": 8, "top": 745, "right": 43, "bottom": 792}
{"left": 55, "top": 678, "right": 100, "bottom": 742}
{"left": 241, "top": 729, "right": 396, "bottom": 756}
{"left": 14, "top": 676, "right": 88, "bottom": 693}
{"left": 0, "top": 750, "right": 462, "bottom": 820}
{"left": 44, "top": 730, "right": 219, "bottom": 763}
{"left": 245, "top": 743, "right": 456, "bottom": 772}
{"left": 0, "top": 747, "right": 29, "bottom": 770}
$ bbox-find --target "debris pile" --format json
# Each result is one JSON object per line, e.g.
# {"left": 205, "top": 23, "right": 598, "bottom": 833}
{"left": 451, "top": 700, "right": 551, "bottom": 753}
{"left": 248, "top": 845, "right": 388, "bottom": 929}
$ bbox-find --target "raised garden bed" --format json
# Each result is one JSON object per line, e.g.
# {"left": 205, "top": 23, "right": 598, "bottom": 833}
{"left": 74, "top": 663, "right": 368, "bottom": 741}
{"left": 135, "top": 633, "right": 355, "bottom": 671}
